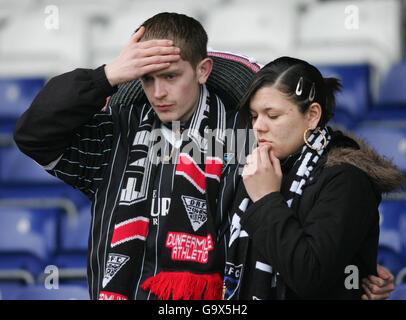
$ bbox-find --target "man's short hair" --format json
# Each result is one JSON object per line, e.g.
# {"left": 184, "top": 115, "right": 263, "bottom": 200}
{"left": 138, "top": 12, "right": 208, "bottom": 68}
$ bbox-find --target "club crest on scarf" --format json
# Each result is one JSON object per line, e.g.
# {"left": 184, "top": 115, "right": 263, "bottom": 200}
{"left": 181, "top": 195, "right": 207, "bottom": 232}
{"left": 102, "top": 253, "right": 130, "bottom": 288}
{"left": 223, "top": 262, "right": 243, "bottom": 300}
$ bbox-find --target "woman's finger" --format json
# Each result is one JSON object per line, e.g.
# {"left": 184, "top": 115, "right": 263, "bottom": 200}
{"left": 259, "top": 145, "right": 272, "bottom": 168}
{"left": 269, "top": 150, "right": 282, "bottom": 177}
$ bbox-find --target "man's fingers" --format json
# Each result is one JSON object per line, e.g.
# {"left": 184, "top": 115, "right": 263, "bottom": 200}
{"left": 362, "top": 277, "right": 394, "bottom": 295}
{"left": 366, "top": 275, "right": 385, "bottom": 287}
{"left": 138, "top": 54, "right": 180, "bottom": 68}
{"left": 139, "top": 46, "right": 181, "bottom": 59}
{"left": 362, "top": 283, "right": 391, "bottom": 300}
{"left": 377, "top": 264, "right": 393, "bottom": 281}
{"left": 362, "top": 283, "right": 374, "bottom": 300}
{"left": 131, "top": 26, "right": 146, "bottom": 43}
{"left": 136, "top": 39, "right": 175, "bottom": 49}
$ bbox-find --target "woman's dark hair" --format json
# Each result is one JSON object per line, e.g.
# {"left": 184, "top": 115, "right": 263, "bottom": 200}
{"left": 238, "top": 56, "right": 342, "bottom": 127}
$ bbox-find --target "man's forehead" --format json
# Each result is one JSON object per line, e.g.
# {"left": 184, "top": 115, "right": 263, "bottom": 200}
{"left": 147, "top": 59, "right": 194, "bottom": 77}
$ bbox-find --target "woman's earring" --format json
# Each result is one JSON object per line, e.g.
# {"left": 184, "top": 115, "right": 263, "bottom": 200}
{"left": 295, "top": 77, "right": 303, "bottom": 96}
{"left": 303, "top": 128, "right": 327, "bottom": 151}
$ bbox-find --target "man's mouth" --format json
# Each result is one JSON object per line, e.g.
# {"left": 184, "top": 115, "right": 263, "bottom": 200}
{"left": 156, "top": 104, "right": 173, "bottom": 111}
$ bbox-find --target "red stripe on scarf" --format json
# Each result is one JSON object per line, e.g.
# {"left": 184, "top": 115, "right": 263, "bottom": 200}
{"left": 205, "top": 157, "right": 223, "bottom": 181}
{"left": 175, "top": 154, "right": 206, "bottom": 193}
{"left": 111, "top": 217, "right": 149, "bottom": 247}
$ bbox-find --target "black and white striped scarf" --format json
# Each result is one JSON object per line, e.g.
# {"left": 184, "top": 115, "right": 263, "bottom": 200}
{"left": 99, "top": 85, "right": 227, "bottom": 300}
{"left": 223, "top": 127, "right": 331, "bottom": 300}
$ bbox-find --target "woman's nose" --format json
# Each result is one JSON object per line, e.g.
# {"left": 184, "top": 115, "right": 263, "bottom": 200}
{"left": 253, "top": 116, "right": 267, "bottom": 132}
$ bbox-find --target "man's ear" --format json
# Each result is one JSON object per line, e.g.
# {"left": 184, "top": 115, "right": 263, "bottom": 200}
{"left": 196, "top": 57, "right": 213, "bottom": 84}
{"left": 306, "top": 102, "right": 322, "bottom": 129}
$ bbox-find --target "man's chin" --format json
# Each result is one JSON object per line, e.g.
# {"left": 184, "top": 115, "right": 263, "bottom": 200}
{"left": 157, "top": 114, "right": 180, "bottom": 124}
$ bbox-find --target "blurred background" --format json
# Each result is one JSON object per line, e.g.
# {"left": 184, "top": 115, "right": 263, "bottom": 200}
{"left": 0, "top": 0, "right": 405, "bottom": 300}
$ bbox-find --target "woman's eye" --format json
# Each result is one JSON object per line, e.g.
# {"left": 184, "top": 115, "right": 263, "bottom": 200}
{"left": 166, "top": 74, "right": 176, "bottom": 80}
{"left": 250, "top": 115, "right": 258, "bottom": 120}
{"left": 268, "top": 115, "right": 279, "bottom": 120}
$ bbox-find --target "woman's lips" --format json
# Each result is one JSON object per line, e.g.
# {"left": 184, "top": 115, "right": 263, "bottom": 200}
{"left": 258, "top": 139, "right": 272, "bottom": 145}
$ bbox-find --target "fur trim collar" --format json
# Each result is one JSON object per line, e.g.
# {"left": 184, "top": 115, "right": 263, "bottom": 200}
{"left": 325, "top": 130, "right": 404, "bottom": 194}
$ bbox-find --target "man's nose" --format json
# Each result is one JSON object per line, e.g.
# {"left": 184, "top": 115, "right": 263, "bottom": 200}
{"left": 154, "top": 80, "right": 167, "bottom": 99}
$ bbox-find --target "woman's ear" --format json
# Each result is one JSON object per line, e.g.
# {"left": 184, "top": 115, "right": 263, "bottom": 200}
{"left": 196, "top": 58, "right": 213, "bottom": 84}
{"left": 306, "top": 102, "right": 322, "bottom": 129}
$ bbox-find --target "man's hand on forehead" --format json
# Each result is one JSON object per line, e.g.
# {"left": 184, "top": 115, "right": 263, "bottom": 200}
{"left": 105, "top": 26, "right": 181, "bottom": 87}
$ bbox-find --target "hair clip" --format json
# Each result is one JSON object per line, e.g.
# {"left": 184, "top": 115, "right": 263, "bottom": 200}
{"left": 295, "top": 77, "right": 303, "bottom": 96}
{"left": 309, "top": 82, "right": 316, "bottom": 102}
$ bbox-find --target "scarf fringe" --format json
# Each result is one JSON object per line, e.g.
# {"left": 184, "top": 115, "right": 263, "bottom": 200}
{"left": 141, "top": 271, "right": 223, "bottom": 300}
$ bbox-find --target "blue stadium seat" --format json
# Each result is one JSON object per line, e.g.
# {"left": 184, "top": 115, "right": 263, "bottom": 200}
{"left": 0, "top": 77, "right": 44, "bottom": 122}
{"left": 389, "top": 283, "right": 406, "bottom": 300}
{"left": 0, "top": 282, "right": 30, "bottom": 300}
{"left": 362, "top": 106, "right": 406, "bottom": 125}
{"left": 377, "top": 246, "right": 406, "bottom": 277}
{"left": 317, "top": 64, "right": 370, "bottom": 128}
{"left": 0, "top": 184, "right": 90, "bottom": 208}
{"left": 0, "top": 269, "right": 36, "bottom": 300}
{"left": 52, "top": 204, "right": 90, "bottom": 272}
{"left": 378, "top": 199, "right": 406, "bottom": 255}
{"left": 0, "top": 142, "right": 62, "bottom": 184}
{"left": 0, "top": 208, "right": 59, "bottom": 276}
{"left": 353, "top": 126, "right": 406, "bottom": 173}
{"left": 378, "top": 61, "right": 406, "bottom": 107}
{"left": 7, "top": 284, "right": 90, "bottom": 300}
{"left": 45, "top": 204, "right": 91, "bottom": 284}
{"left": 59, "top": 204, "right": 91, "bottom": 252}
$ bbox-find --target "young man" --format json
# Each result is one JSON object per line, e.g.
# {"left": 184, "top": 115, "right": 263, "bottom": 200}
{"left": 14, "top": 12, "right": 394, "bottom": 300}
{"left": 14, "top": 13, "right": 236, "bottom": 300}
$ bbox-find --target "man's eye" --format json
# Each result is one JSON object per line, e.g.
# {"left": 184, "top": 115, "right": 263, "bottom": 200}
{"left": 166, "top": 74, "right": 176, "bottom": 80}
{"left": 268, "top": 115, "right": 279, "bottom": 120}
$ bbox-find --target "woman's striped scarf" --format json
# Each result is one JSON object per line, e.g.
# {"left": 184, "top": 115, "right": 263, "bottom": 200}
{"left": 223, "top": 127, "right": 331, "bottom": 300}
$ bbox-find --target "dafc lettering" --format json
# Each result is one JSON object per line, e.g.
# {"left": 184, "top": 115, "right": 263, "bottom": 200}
{"left": 166, "top": 232, "right": 213, "bottom": 264}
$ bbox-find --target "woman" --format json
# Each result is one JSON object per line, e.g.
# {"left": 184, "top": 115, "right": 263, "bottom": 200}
{"left": 223, "top": 57, "right": 404, "bottom": 300}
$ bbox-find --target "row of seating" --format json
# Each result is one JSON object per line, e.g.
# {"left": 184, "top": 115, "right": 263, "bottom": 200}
{"left": 0, "top": 197, "right": 405, "bottom": 300}
{"left": 0, "top": 0, "right": 401, "bottom": 83}
{"left": 1, "top": 58, "right": 404, "bottom": 123}
{"left": 0, "top": 202, "right": 90, "bottom": 272}
{"left": 0, "top": 284, "right": 89, "bottom": 300}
